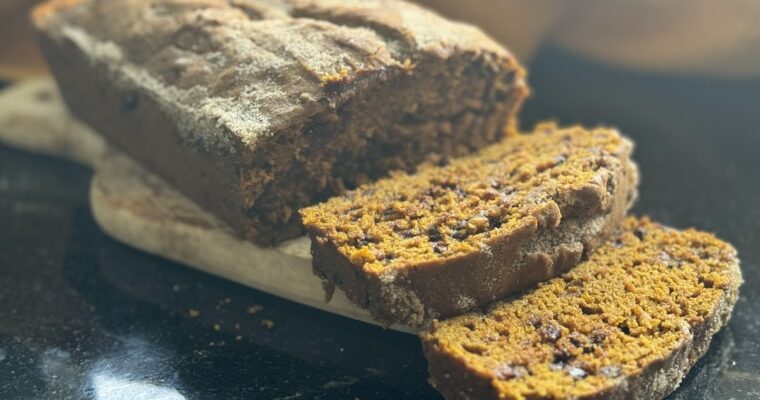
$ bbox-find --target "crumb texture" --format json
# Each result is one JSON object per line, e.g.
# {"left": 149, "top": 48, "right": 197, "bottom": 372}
{"left": 421, "top": 217, "right": 741, "bottom": 400}
{"left": 302, "top": 125, "right": 632, "bottom": 273}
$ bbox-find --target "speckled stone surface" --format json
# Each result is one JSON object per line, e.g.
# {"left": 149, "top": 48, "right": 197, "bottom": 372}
{"left": 1, "top": 47, "right": 759, "bottom": 399}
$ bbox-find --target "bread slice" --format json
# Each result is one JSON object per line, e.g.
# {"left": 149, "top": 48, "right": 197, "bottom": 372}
{"left": 32, "top": 0, "right": 528, "bottom": 245}
{"left": 301, "top": 124, "right": 639, "bottom": 327}
{"left": 421, "top": 217, "right": 742, "bottom": 400}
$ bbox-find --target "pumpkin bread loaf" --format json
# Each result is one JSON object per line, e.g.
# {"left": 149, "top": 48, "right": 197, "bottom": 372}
{"left": 301, "top": 124, "right": 639, "bottom": 327}
{"left": 421, "top": 217, "right": 742, "bottom": 400}
{"left": 33, "top": 0, "right": 528, "bottom": 245}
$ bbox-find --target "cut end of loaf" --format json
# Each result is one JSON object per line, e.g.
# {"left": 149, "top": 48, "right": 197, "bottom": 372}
{"left": 421, "top": 217, "right": 742, "bottom": 400}
{"left": 302, "top": 124, "right": 639, "bottom": 326}
{"left": 302, "top": 125, "right": 633, "bottom": 272}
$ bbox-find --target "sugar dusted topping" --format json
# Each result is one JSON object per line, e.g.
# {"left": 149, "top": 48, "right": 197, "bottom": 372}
{"left": 34, "top": 0, "right": 514, "bottom": 152}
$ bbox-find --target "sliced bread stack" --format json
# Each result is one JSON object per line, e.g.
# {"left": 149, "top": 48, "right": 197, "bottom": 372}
{"left": 32, "top": 0, "right": 741, "bottom": 399}
{"left": 301, "top": 124, "right": 638, "bottom": 327}
{"left": 421, "top": 218, "right": 740, "bottom": 399}
{"left": 300, "top": 125, "right": 741, "bottom": 400}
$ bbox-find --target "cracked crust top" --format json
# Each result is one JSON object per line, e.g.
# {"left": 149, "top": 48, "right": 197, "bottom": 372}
{"left": 33, "top": 0, "right": 523, "bottom": 152}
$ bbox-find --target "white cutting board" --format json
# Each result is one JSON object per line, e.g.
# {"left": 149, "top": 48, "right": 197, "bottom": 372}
{"left": 0, "top": 78, "right": 412, "bottom": 333}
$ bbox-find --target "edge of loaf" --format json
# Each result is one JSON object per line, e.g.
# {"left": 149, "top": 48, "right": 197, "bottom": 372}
{"left": 33, "top": 0, "right": 529, "bottom": 245}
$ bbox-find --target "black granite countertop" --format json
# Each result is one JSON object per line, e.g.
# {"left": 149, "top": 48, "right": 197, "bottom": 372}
{"left": 1, "top": 47, "right": 759, "bottom": 400}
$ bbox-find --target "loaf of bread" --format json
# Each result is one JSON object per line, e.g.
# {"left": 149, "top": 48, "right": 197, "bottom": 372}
{"left": 301, "top": 124, "right": 639, "bottom": 327}
{"left": 33, "top": 0, "right": 528, "bottom": 245}
{"left": 421, "top": 217, "right": 742, "bottom": 400}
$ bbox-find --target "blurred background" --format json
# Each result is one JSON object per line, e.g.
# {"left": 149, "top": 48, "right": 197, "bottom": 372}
{"left": 1, "top": 1, "right": 759, "bottom": 399}
{"left": 4, "top": 0, "right": 760, "bottom": 80}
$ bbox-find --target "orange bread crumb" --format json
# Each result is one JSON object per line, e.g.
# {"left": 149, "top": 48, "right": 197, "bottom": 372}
{"left": 301, "top": 124, "right": 638, "bottom": 326}
{"left": 421, "top": 217, "right": 742, "bottom": 400}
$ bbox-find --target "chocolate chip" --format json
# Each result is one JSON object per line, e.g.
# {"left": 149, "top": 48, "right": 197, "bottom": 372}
{"left": 633, "top": 227, "right": 646, "bottom": 240}
{"left": 695, "top": 249, "right": 712, "bottom": 260}
{"left": 427, "top": 227, "right": 443, "bottom": 242}
{"left": 488, "top": 215, "right": 503, "bottom": 229}
{"left": 440, "top": 181, "right": 458, "bottom": 190}
{"left": 451, "top": 229, "right": 468, "bottom": 241}
{"left": 354, "top": 236, "right": 377, "bottom": 248}
{"left": 600, "top": 365, "right": 621, "bottom": 378}
{"left": 618, "top": 323, "right": 631, "bottom": 335}
{"left": 553, "top": 347, "right": 572, "bottom": 363}
{"left": 580, "top": 304, "right": 602, "bottom": 315}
